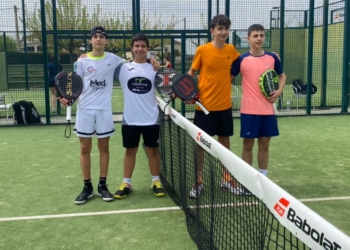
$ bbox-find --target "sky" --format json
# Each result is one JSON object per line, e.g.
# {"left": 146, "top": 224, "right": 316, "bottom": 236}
{"left": 0, "top": 0, "right": 345, "bottom": 53}
{"left": 0, "top": 0, "right": 341, "bottom": 31}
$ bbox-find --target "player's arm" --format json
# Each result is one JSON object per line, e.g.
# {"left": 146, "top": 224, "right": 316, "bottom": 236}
{"left": 230, "top": 56, "right": 242, "bottom": 78}
{"left": 113, "top": 63, "right": 124, "bottom": 82}
{"left": 269, "top": 56, "right": 286, "bottom": 102}
{"left": 149, "top": 57, "right": 160, "bottom": 71}
{"left": 188, "top": 67, "right": 197, "bottom": 77}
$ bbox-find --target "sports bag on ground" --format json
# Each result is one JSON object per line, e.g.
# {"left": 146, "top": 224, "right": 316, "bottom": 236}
{"left": 13, "top": 100, "right": 41, "bottom": 124}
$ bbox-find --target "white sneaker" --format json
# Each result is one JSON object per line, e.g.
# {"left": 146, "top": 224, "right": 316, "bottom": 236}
{"left": 189, "top": 182, "right": 204, "bottom": 199}
{"left": 221, "top": 180, "right": 244, "bottom": 195}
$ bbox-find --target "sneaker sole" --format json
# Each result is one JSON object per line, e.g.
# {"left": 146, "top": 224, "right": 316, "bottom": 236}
{"left": 74, "top": 193, "right": 94, "bottom": 205}
{"left": 97, "top": 192, "right": 114, "bottom": 201}
{"left": 154, "top": 192, "right": 165, "bottom": 197}
{"left": 114, "top": 190, "right": 132, "bottom": 199}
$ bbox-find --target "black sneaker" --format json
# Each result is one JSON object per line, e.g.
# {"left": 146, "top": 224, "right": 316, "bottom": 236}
{"left": 75, "top": 187, "right": 94, "bottom": 205}
{"left": 97, "top": 184, "right": 114, "bottom": 202}
{"left": 114, "top": 182, "right": 132, "bottom": 199}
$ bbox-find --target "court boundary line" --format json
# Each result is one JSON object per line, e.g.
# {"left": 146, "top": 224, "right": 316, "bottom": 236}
{"left": 1, "top": 196, "right": 349, "bottom": 222}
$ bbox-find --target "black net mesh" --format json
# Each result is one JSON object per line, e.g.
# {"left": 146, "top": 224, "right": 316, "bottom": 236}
{"left": 158, "top": 109, "right": 310, "bottom": 250}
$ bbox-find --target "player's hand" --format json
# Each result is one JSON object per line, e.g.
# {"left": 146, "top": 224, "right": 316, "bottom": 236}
{"left": 268, "top": 89, "right": 282, "bottom": 103}
{"left": 79, "top": 53, "right": 88, "bottom": 59}
{"left": 57, "top": 97, "right": 70, "bottom": 107}
{"left": 184, "top": 93, "right": 200, "bottom": 104}
{"left": 150, "top": 57, "right": 160, "bottom": 71}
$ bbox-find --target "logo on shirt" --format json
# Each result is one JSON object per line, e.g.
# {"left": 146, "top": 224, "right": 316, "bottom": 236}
{"left": 128, "top": 68, "right": 135, "bottom": 71}
{"left": 90, "top": 79, "right": 106, "bottom": 90}
{"left": 86, "top": 66, "right": 97, "bottom": 73}
{"left": 128, "top": 77, "right": 152, "bottom": 94}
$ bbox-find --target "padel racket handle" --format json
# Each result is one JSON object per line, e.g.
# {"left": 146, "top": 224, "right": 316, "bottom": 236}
{"left": 66, "top": 106, "right": 72, "bottom": 121}
{"left": 196, "top": 101, "right": 209, "bottom": 115}
{"left": 273, "top": 103, "right": 279, "bottom": 115}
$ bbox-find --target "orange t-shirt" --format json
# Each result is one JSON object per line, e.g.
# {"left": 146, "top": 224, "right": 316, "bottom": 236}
{"left": 191, "top": 43, "right": 240, "bottom": 111}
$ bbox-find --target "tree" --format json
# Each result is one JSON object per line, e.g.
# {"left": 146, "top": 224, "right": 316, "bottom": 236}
{"left": 23, "top": 0, "right": 104, "bottom": 62}
{"left": 23, "top": 0, "right": 179, "bottom": 62}
{"left": 0, "top": 35, "right": 18, "bottom": 52}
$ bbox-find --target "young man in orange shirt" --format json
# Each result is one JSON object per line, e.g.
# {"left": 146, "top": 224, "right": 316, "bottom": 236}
{"left": 187, "top": 14, "right": 242, "bottom": 198}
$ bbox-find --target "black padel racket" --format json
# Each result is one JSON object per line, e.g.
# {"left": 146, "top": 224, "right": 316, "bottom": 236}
{"left": 55, "top": 71, "right": 83, "bottom": 137}
{"left": 172, "top": 74, "right": 209, "bottom": 115}
{"left": 259, "top": 69, "right": 279, "bottom": 115}
{"left": 155, "top": 68, "right": 179, "bottom": 103}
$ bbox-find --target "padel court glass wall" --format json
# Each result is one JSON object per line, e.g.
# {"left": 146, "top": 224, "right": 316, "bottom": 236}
{"left": 0, "top": 0, "right": 349, "bottom": 126}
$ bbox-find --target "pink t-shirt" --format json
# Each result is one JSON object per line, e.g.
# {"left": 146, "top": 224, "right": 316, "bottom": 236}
{"left": 231, "top": 52, "right": 283, "bottom": 115}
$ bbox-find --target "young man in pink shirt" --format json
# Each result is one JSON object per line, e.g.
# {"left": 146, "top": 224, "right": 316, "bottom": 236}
{"left": 231, "top": 24, "right": 286, "bottom": 179}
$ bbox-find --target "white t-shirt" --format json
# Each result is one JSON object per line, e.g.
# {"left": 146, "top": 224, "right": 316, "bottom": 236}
{"left": 115, "top": 61, "right": 158, "bottom": 125}
{"left": 76, "top": 52, "right": 123, "bottom": 110}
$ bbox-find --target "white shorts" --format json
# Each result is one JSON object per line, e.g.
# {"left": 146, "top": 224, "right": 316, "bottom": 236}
{"left": 74, "top": 109, "right": 115, "bottom": 138}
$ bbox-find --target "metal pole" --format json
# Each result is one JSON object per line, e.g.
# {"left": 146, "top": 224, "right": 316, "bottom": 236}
{"left": 14, "top": 5, "right": 20, "bottom": 51}
{"left": 320, "top": 0, "right": 329, "bottom": 108}
{"left": 4, "top": 32, "right": 10, "bottom": 91}
{"left": 278, "top": 0, "right": 285, "bottom": 110}
{"left": 225, "top": 0, "right": 230, "bottom": 43}
{"left": 306, "top": 0, "right": 315, "bottom": 115}
{"left": 181, "top": 32, "right": 186, "bottom": 115}
{"left": 341, "top": 0, "right": 350, "bottom": 113}
{"left": 52, "top": 0, "right": 60, "bottom": 114}
{"left": 135, "top": 0, "right": 140, "bottom": 31}
{"left": 208, "top": 0, "right": 212, "bottom": 42}
{"left": 132, "top": 0, "right": 137, "bottom": 31}
{"left": 22, "top": 0, "right": 29, "bottom": 90}
{"left": 41, "top": 0, "right": 50, "bottom": 124}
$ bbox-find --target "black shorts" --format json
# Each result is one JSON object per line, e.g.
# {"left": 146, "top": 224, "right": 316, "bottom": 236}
{"left": 122, "top": 125, "right": 160, "bottom": 148}
{"left": 193, "top": 108, "right": 233, "bottom": 137}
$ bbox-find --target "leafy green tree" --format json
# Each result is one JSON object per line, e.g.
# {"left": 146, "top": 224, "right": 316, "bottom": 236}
{"left": 23, "top": 0, "right": 104, "bottom": 62}
{"left": 23, "top": 0, "right": 178, "bottom": 62}
{"left": 0, "top": 35, "right": 18, "bottom": 52}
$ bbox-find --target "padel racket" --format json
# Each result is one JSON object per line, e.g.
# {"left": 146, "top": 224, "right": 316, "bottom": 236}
{"left": 259, "top": 69, "right": 279, "bottom": 115}
{"left": 155, "top": 68, "right": 178, "bottom": 102}
{"left": 55, "top": 71, "right": 83, "bottom": 138}
{"left": 172, "top": 74, "right": 209, "bottom": 115}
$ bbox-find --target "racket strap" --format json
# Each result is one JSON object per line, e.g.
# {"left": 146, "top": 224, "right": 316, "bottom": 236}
{"left": 64, "top": 121, "right": 72, "bottom": 138}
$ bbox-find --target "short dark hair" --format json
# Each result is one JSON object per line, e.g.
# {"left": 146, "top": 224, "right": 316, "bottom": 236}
{"left": 90, "top": 26, "right": 107, "bottom": 39}
{"left": 248, "top": 24, "right": 265, "bottom": 36}
{"left": 131, "top": 33, "right": 149, "bottom": 48}
{"left": 211, "top": 14, "right": 231, "bottom": 29}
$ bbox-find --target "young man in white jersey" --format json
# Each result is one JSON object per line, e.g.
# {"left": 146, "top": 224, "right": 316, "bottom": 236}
{"left": 113, "top": 33, "right": 165, "bottom": 198}
{"left": 60, "top": 27, "right": 159, "bottom": 205}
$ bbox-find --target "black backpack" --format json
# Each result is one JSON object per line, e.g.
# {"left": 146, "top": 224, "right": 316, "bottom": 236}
{"left": 292, "top": 79, "right": 307, "bottom": 94}
{"left": 13, "top": 100, "right": 41, "bottom": 124}
{"left": 292, "top": 79, "right": 317, "bottom": 95}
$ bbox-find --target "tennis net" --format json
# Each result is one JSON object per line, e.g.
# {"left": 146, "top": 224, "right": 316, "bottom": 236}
{"left": 157, "top": 97, "right": 350, "bottom": 250}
